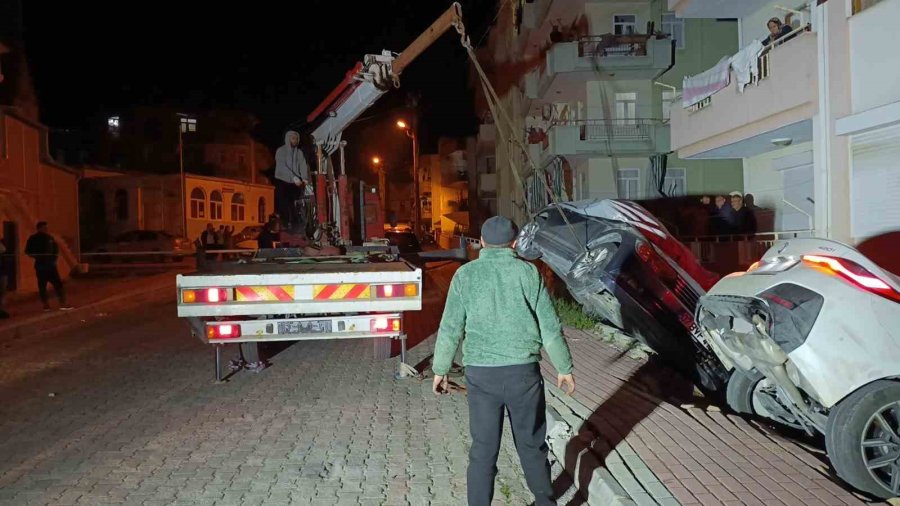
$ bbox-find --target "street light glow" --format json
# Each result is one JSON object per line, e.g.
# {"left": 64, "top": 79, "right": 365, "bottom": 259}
{"left": 396, "top": 120, "right": 408, "bottom": 129}
{"left": 372, "top": 156, "right": 381, "bottom": 165}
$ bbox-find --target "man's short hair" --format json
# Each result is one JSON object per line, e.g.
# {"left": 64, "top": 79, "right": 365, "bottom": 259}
{"left": 36, "top": 221, "right": 48, "bottom": 229}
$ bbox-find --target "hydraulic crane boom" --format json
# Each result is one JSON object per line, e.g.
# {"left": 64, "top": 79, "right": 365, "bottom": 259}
{"left": 303, "top": 2, "right": 466, "bottom": 245}
{"left": 307, "top": 2, "right": 464, "bottom": 155}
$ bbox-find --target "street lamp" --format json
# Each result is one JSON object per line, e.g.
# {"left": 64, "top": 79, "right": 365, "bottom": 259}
{"left": 372, "top": 156, "right": 386, "bottom": 212}
{"left": 176, "top": 114, "right": 197, "bottom": 238}
{"left": 396, "top": 119, "right": 419, "bottom": 239}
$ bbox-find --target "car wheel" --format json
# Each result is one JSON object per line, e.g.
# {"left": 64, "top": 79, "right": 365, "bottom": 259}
{"left": 826, "top": 380, "right": 900, "bottom": 499}
{"left": 565, "top": 233, "right": 621, "bottom": 295}
{"left": 516, "top": 222, "right": 542, "bottom": 260}
{"left": 726, "top": 369, "right": 764, "bottom": 415}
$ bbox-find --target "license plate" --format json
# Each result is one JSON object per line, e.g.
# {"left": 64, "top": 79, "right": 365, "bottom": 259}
{"left": 278, "top": 320, "right": 333, "bottom": 335}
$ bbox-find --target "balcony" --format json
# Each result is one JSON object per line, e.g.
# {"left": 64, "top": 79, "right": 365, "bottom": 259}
{"left": 525, "top": 35, "right": 675, "bottom": 100}
{"left": 668, "top": 0, "right": 772, "bottom": 18}
{"left": 528, "top": 119, "right": 671, "bottom": 163}
{"left": 670, "top": 32, "right": 818, "bottom": 159}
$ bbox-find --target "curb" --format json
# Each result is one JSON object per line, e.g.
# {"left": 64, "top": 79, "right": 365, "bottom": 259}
{"left": 545, "top": 386, "right": 680, "bottom": 506}
{"left": 0, "top": 275, "right": 175, "bottom": 342}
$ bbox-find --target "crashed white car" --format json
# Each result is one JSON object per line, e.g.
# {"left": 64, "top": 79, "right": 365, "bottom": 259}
{"left": 696, "top": 238, "right": 900, "bottom": 499}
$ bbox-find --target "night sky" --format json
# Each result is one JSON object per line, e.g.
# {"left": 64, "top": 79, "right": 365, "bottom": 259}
{"left": 22, "top": 1, "right": 498, "bottom": 166}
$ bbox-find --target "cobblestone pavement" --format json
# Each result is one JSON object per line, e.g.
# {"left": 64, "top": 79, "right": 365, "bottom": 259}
{"left": 0, "top": 264, "right": 579, "bottom": 506}
{"left": 542, "top": 329, "right": 890, "bottom": 506}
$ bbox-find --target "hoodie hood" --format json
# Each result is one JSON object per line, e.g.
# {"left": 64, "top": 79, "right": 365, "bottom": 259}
{"left": 284, "top": 130, "right": 300, "bottom": 147}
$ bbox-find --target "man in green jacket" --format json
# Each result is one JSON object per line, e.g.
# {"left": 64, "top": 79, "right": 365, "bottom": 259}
{"left": 432, "top": 215, "right": 575, "bottom": 506}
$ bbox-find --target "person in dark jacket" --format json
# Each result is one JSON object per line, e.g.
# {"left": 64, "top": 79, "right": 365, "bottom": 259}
{"left": 730, "top": 191, "right": 758, "bottom": 236}
{"left": 762, "top": 16, "right": 794, "bottom": 46}
{"left": 0, "top": 236, "right": 10, "bottom": 319}
{"left": 24, "top": 221, "right": 71, "bottom": 311}
{"left": 257, "top": 215, "right": 280, "bottom": 250}
{"left": 708, "top": 195, "right": 735, "bottom": 236}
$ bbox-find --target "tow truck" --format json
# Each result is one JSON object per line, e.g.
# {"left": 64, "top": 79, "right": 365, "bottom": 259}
{"left": 177, "top": 4, "right": 468, "bottom": 381}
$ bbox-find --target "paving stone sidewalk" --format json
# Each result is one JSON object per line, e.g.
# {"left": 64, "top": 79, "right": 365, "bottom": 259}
{"left": 541, "top": 328, "right": 890, "bottom": 506}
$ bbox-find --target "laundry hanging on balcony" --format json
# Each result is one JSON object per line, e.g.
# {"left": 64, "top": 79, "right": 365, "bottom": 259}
{"left": 731, "top": 40, "right": 764, "bottom": 92}
{"left": 682, "top": 55, "right": 731, "bottom": 108}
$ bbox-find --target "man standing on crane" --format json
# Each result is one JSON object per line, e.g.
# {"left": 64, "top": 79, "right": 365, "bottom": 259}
{"left": 432, "top": 215, "right": 575, "bottom": 506}
{"left": 274, "top": 130, "right": 311, "bottom": 231}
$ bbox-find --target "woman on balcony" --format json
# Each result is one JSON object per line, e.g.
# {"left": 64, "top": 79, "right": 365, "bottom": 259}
{"left": 762, "top": 16, "right": 795, "bottom": 46}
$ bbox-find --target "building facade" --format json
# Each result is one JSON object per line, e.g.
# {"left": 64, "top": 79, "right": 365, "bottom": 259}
{"left": 80, "top": 173, "right": 273, "bottom": 248}
{"left": 477, "top": 0, "right": 744, "bottom": 225}
{"left": 669, "top": 0, "right": 899, "bottom": 244}
{"left": 0, "top": 108, "right": 80, "bottom": 293}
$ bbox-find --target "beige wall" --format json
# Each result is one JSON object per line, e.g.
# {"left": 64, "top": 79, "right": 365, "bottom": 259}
{"left": 671, "top": 32, "right": 818, "bottom": 157}
{"left": 0, "top": 112, "right": 79, "bottom": 293}
{"left": 848, "top": 0, "right": 900, "bottom": 114}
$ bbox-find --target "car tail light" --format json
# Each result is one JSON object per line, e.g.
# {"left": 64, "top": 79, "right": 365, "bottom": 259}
{"left": 802, "top": 255, "right": 900, "bottom": 303}
{"left": 375, "top": 284, "right": 418, "bottom": 298}
{"left": 635, "top": 241, "right": 677, "bottom": 281}
{"left": 370, "top": 317, "right": 401, "bottom": 332}
{"left": 182, "top": 288, "right": 232, "bottom": 304}
{"left": 207, "top": 324, "right": 241, "bottom": 339}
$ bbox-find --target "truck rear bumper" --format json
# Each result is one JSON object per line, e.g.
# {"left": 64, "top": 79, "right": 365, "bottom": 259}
{"left": 190, "top": 313, "right": 404, "bottom": 344}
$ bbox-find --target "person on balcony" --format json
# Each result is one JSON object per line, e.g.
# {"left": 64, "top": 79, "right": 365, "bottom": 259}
{"left": 730, "top": 191, "right": 758, "bottom": 236}
{"left": 709, "top": 195, "right": 734, "bottom": 236}
{"left": 762, "top": 16, "right": 795, "bottom": 46}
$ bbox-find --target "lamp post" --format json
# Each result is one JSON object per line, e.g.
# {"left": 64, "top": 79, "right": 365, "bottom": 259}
{"left": 396, "top": 120, "right": 419, "bottom": 239}
{"left": 177, "top": 114, "right": 197, "bottom": 238}
{"left": 372, "top": 156, "right": 386, "bottom": 212}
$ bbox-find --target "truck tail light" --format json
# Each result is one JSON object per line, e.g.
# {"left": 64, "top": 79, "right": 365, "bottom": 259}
{"left": 207, "top": 324, "right": 241, "bottom": 339}
{"left": 370, "top": 317, "right": 401, "bottom": 332}
{"left": 802, "top": 255, "right": 900, "bottom": 303}
{"left": 182, "top": 288, "right": 231, "bottom": 304}
{"left": 375, "top": 284, "right": 418, "bottom": 298}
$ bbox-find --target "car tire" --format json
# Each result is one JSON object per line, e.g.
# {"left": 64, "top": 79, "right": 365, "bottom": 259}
{"left": 565, "top": 233, "right": 621, "bottom": 295}
{"left": 726, "top": 369, "right": 764, "bottom": 415}
{"left": 826, "top": 380, "right": 900, "bottom": 499}
{"left": 516, "top": 222, "right": 542, "bottom": 260}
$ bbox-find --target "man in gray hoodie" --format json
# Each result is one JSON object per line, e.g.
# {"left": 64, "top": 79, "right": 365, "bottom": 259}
{"left": 274, "top": 130, "right": 311, "bottom": 230}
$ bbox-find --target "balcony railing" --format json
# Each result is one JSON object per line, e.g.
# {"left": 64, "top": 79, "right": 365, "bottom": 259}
{"left": 568, "top": 118, "right": 661, "bottom": 141}
{"left": 577, "top": 34, "right": 657, "bottom": 58}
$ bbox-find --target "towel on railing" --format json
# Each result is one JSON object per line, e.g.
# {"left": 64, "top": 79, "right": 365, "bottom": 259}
{"left": 682, "top": 55, "right": 731, "bottom": 108}
{"left": 731, "top": 40, "right": 764, "bottom": 92}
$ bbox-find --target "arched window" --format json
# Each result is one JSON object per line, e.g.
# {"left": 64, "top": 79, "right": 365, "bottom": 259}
{"left": 114, "top": 189, "right": 128, "bottom": 221}
{"left": 190, "top": 187, "right": 206, "bottom": 219}
{"left": 258, "top": 197, "right": 266, "bottom": 223}
{"left": 210, "top": 191, "right": 224, "bottom": 220}
{"left": 230, "top": 192, "right": 245, "bottom": 222}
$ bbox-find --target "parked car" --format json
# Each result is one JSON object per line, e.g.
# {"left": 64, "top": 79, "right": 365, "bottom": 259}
{"left": 385, "top": 227, "right": 422, "bottom": 255}
{"left": 94, "top": 230, "right": 194, "bottom": 262}
{"left": 695, "top": 238, "right": 900, "bottom": 499}
{"left": 516, "top": 199, "right": 728, "bottom": 391}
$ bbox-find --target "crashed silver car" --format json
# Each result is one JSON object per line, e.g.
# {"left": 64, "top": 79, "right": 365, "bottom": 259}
{"left": 696, "top": 238, "right": 900, "bottom": 499}
{"left": 516, "top": 199, "right": 727, "bottom": 391}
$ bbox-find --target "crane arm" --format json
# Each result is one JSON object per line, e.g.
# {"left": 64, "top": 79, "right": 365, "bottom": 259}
{"left": 306, "top": 2, "right": 465, "bottom": 156}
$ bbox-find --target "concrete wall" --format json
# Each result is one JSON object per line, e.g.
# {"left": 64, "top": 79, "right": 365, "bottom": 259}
{"left": 848, "top": 0, "right": 900, "bottom": 114}
{"left": 743, "top": 142, "right": 814, "bottom": 231}
{"left": 0, "top": 112, "right": 79, "bottom": 293}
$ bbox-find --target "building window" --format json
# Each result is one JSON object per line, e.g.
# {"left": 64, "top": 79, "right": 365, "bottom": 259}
{"left": 662, "top": 90, "right": 678, "bottom": 120}
{"left": 615, "top": 92, "right": 638, "bottom": 124}
{"left": 210, "top": 191, "right": 224, "bottom": 220}
{"left": 663, "top": 168, "right": 687, "bottom": 196}
{"left": 179, "top": 115, "right": 197, "bottom": 133}
{"left": 114, "top": 189, "right": 128, "bottom": 221}
{"left": 258, "top": 197, "right": 266, "bottom": 223}
{"left": 484, "top": 156, "right": 496, "bottom": 174}
{"left": 190, "top": 187, "right": 206, "bottom": 219}
{"left": 613, "top": 14, "right": 637, "bottom": 35}
{"left": 617, "top": 168, "right": 641, "bottom": 200}
{"left": 230, "top": 193, "right": 245, "bottom": 222}
{"left": 661, "top": 13, "right": 685, "bottom": 49}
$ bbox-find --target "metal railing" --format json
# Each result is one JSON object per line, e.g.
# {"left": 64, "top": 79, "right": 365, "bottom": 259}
{"left": 551, "top": 118, "right": 662, "bottom": 142}
{"left": 577, "top": 34, "right": 656, "bottom": 58}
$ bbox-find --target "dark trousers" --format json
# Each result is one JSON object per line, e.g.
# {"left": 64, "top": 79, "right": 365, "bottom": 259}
{"left": 35, "top": 265, "right": 65, "bottom": 307}
{"left": 465, "top": 363, "right": 554, "bottom": 506}
{"left": 274, "top": 179, "right": 297, "bottom": 229}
